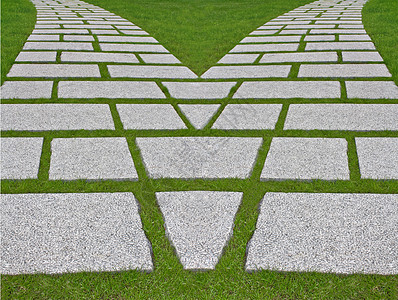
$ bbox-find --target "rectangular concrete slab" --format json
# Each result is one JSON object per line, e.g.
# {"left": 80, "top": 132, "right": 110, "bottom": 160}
{"left": 261, "top": 138, "right": 349, "bottom": 180}
{"left": 23, "top": 41, "right": 93, "bottom": 50}
{"left": 7, "top": 64, "right": 101, "bottom": 78}
{"left": 0, "top": 138, "right": 43, "bottom": 179}
{"left": 49, "top": 138, "right": 138, "bottom": 180}
{"left": 27, "top": 34, "right": 60, "bottom": 41}
{"left": 100, "top": 43, "right": 168, "bottom": 52}
{"left": 246, "top": 193, "right": 398, "bottom": 274}
{"left": 58, "top": 81, "right": 166, "bottom": 99}
{"left": 1, "top": 193, "right": 152, "bottom": 274}
{"left": 32, "top": 29, "right": 90, "bottom": 34}
{"left": 201, "top": 66, "right": 291, "bottom": 79}
{"left": 233, "top": 81, "right": 340, "bottom": 99}
{"left": 342, "top": 51, "right": 383, "bottom": 62}
{"left": 339, "top": 34, "right": 371, "bottom": 41}
{"left": 217, "top": 54, "right": 259, "bottom": 64}
{"left": 63, "top": 35, "right": 95, "bottom": 41}
{"left": 250, "top": 30, "right": 278, "bottom": 35}
{"left": 139, "top": 54, "right": 181, "bottom": 64}
{"left": 117, "top": 104, "right": 186, "bottom": 129}
{"left": 260, "top": 52, "right": 337, "bottom": 63}
{"left": 1, "top": 104, "right": 115, "bottom": 131}
{"left": 230, "top": 44, "right": 299, "bottom": 53}
{"left": 298, "top": 64, "right": 391, "bottom": 77}
{"left": 304, "top": 35, "right": 335, "bottom": 41}
{"left": 61, "top": 52, "right": 139, "bottom": 63}
{"left": 346, "top": 81, "right": 398, "bottom": 99}
{"left": 240, "top": 36, "right": 301, "bottom": 43}
{"left": 356, "top": 138, "right": 398, "bottom": 179}
{"left": 136, "top": 137, "right": 262, "bottom": 179}
{"left": 212, "top": 104, "right": 282, "bottom": 130}
{"left": 284, "top": 104, "right": 398, "bottom": 131}
{"left": 108, "top": 65, "right": 197, "bottom": 79}
{"left": 305, "top": 42, "right": 375, "bottom": 50}
{"left": 91, "top": 30, "right": 120, "bottom": 35}
{"left": 0, "top": 81, "right": 53, "bottom": 99}
{"left": 163, "top": 82, "right": 236, "bottom": 99}
{"left": 97, "top": 36, "right": 157, "bottom": 43}
{"left": 120, "top": 30, "right": 149, "bottom": 35}
{"left": 16, "top": 51, "right": 57, "bottom": 62}
{"left": 309, "top": 29, "right": 367, "bottom": 34}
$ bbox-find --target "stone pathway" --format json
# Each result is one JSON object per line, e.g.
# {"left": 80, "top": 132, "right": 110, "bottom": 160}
{"left": 1, "top": 0, "right": 397, "bottom": 275}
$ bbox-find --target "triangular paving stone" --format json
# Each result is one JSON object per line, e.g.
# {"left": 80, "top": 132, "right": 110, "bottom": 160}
{"left": 178, "top": 104, "right": 220, "bottom": 129}
{"left": 156, "top": 191, "right": 242, "bottom": 270}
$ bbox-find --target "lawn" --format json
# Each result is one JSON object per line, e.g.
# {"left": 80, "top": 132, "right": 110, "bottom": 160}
{"left": 1, "top": 0, "right": 398, "bottom": 298}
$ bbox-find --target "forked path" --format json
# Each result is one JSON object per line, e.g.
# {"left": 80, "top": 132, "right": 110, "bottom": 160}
{"left": 1, "top": 0, "right": 397, "bottom": 275}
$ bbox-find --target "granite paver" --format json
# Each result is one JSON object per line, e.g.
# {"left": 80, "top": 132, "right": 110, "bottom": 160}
{"left": 7, "top": 64, "right": 101, "bottom": 78}
{"left": 346, "top": 81, "right": 398, "bottom": 99}
{"left": 178, "top": 105, "right": 221, "bottom": 129}
{"left": 163, "top": 82, "right": 236, "bottom": 99}
{"left": 108, "top": 65, "right": 197, "bottom": 79}
{"left": 298, "top": 64, "right": 391, "bottom": 77}
{"left": 201, "top": 66, "right": 291, "bottom": 79}
{"left": 0, "top": 81, "right": 53, "bottom": 99}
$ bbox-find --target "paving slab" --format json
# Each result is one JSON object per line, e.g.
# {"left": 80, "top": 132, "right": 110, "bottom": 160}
{"left": 217, "top": 54, "right": 259, "bottom": 64}
{"left": 233, "top": 81, "right": 340, "bottom": 99}
{"left": 136, "top": 137, "right": 262, "bottom": 179}
{"left": 304, "top": 35, "right": 335, "bottom": 41}
{"left": 0, "top": 138, "right": 43, "bottom": 180}
{"left": 1, "top": 193, "right": 152, "bottom": 274}
{"left": 63, "top": 35, "right": 95, "bottom": 41}
{"left": 97, "top": 36, "right": 157, "bottom": 43}
{"left": 356, "top": 138, "right": 398, "bottom": 179}
{"left": 139, "top": 54, "right": 181, "bottom": 64}
{"left": 116, "top": 104, "right": 186, "bottom": 130}
{"left": 305, "top": 42, "right": 375, "bottom": 50}
{"left": 64, "top": 24, "right": 114, "bottom": 28}
{"left": 23, "top": 41, "right": 93, "bottom": 50}
{"left": 163, "top": 82, "right": 236, "bottom": 99}
{"left": 240, "top": 36, "right": 301, "bottom": 43}
{"left": 58, "top": 81, "right": 165, "bottom": 98}
{"left": 346, "top": 81, "right": 398, "bottom": 99}
{"left": 0, "top": 81, "right": 53, "bottom": 99}
{"left": 61, "top": 52, "right": 139, "bottom": 63}
{"left": 156, "top": 191, "right": 242, "bottom": 270}
{"left": 339, "top": 34, "right": 371, "bottom": 41}
{"left": 32, "top": 29, "right": 90, "bottom": 34}
{"left": 201, "top": 66, "right": 291, "bottom": 79}
{"left": 250, "top": 30, "right": 278, "bottom": 35}
{"left": 212, "top": 104, "right": 282, "bottom": 130}
{"left": 285, "top": 25, "right": 335, "bottom": 29}
{"left": 120, "top": 30, "right": 149, "bottom": 35}
{"left": 309, "top": 29, "right": 367, "bottom": 34}
{"left": 7, "top": 64, "right": 101, "bottom": 78}
{"left": 342, "top": 51, "right": 383, "bottom": 62}
{"left": 284, "top": 104, "right": 398, "bottom": 131}
{"left": 279, "top": 30, "right": 307, "bottom": 35}
{"left": 108, "top": 65, "right": 197, "bottom": 79}
{"left": 91, "top": 29, "right": 119, "bottom": 35}
{"left": 1, "top": 104, "right": 114, "bottom": 131}
{"left": 260, "top": 52, "right": 337, "bottom": 63}
{"left": 246, "top": 192, "right": 398, "bottom": 274}
{"left": 230, "top": 43, "right": 299, "bottom": 53}
{"left": 100, "top": 43, "right": 168, "bottom": 52}
{"left": 298, "top": 64, "right": 391, "bottom": 77}
{"left": 49, "top": 138, "right": 138, "bottom": 180}
{"left": 27, "top": 34, "right": 60, "bottom": 41}
{"left": 178, "top": 105, "right": 221, "bottom": 129}
{"left": 261, "top": 138, "right": 349, "bottom": 180}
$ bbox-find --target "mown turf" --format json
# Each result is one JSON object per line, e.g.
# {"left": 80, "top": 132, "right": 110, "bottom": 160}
{"left": 1, "top": 0, "right": 398, "bottom": 298}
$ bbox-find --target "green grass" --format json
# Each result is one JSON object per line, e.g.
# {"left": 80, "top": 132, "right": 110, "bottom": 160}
{"left": 1, "top": 0, "right": 36, "bottom": 85}
{"left": 1, "top": 0, "right": 398, "bottom": 298}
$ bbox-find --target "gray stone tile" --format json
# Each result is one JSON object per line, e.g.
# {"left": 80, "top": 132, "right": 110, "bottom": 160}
{"left": 1, "top": 104, "right": 114, "bottom": 131}
{"left": 61, "top": 52, "right": 138, "bottom": 63}
{"left": 63, "top": 35, "right": 95, "bottom": 41}
{"left": 27, "top": 34, "right": 59, "bottom": 41}
{"left": 0, "top": 138, "right": 43, "bottom": 179}
{"left": 240, "top": 36, "right": 301, "bottom": 43}
{"left": 120, "top": 30, "right": 149, "bottom": 35}
{"left": 261, "top": 138, "right": 349, "bottom": 180}
{"left": 217, "top": 54, "right": 259, "bottom": 64}
{"left": 88, "top": 21, "right": 133, "bottom": 25}
{"left": 35, "top": 24, "right": 61, "bottom": 28}
{"left": 260, "top": 52, "right": 337, "bottom": 63}
{"left": 7, "top": 64, "right": 101, "bottom": 78}
{"left": 284, "top": 104, "right": 398, "bottom": 131}
{"left": 116, "top": 104, "right": 186, "bottom": 129}
{"left": 298, "top": 64, "right": 391, "bottom": 77}
{"left": 139, "top": 54, "right": 181, "bottom": 64}
{"left": 356, "top": 138, "right": 398, "bottom": 179}
{"left": 58, "top": 81, "right": 165, "bottom": 99}
{"left": 304, "top": 35, "right": 335, "bottom": 41}
{"left": 250, "top": 30, "right": 278, "bottom": 35}
{"left": 342, "top": 51, "right": 383, "bottom": 62}
{"left": 212, "top": 104, "right": 282, "bottom": 130}
{"left": 36, "top": 20, "right": 83, "bottom": 24}
{"left": 156, "top": 191, "right": 242, "bottom": 270}
{"left": 100, "top": 43, "right": 168, "bottom": 52}
{"left": 49, "top": 138, "right": 138, "bottom": 180}
{"left": 285, "top": 24, "right": 336, "bottom": 29}
{"left": 266, "top": 21, "right": 311, "bottom": 25}
{"left": 309, "top": 29, "right": 367, "bottom": 34}
{"left": 136, "top": 137, "right": 262, "bottom": 179}
{"left": 63, "top": 24, "right": 114, "bottom": 28}
{"left": 178, "top": 105, "right": 221, "bottom": 129}
{"left": 305, "top": 42, "right": 375, "bottom": 50}
{"left": 163, "top": 82, "right": 236, "bottom": 99}
{"left": 0, "top": 81, "right": 53, "bottom": 99}
{"left": 97, "top": 36, "right": 157, "bottom": 43}
{"left": 346, "top": 81, "right": 398, "bottom": 99}
{"left": 1, "top": 193, "right": 152, "bottom": 274}
{"left": 246, "top": 192, "right": 398, "bottom": 274}
{"left": 339, "top": 34, "right": 371, "bottom": 41}
{"left": 233, "top": 81, "right": 340, "bottom": 99}
{"left": 91, "top": 29, "right": 119, "bottom": 35}
{"left": 230, "top": 43, "right": 299, "bottom": 53}
{"left": 32, "top": 29, "right": 90, "bottom": 34}
{"left": 115, "top": 25, "right": 141, "bottom": 29}
{"left": 280, "top": 30, "right": 307, "bottom": 35}
{"left": 257, "top": 25, "right": 284, "bottom": 30}
{"left": 23, "top": 41, "right": 93, "bottom": 50}
{"left": 108, "top": 65, "right": 197, "bottom": 79}
{"left": 316, "top": 20, "right": 362, "bottom": 24}
{"left": 201, "top": 66, "right": 291, "bottom": 79}
{"left": 339, "top": 24, "right": 364, "bottom": 28}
